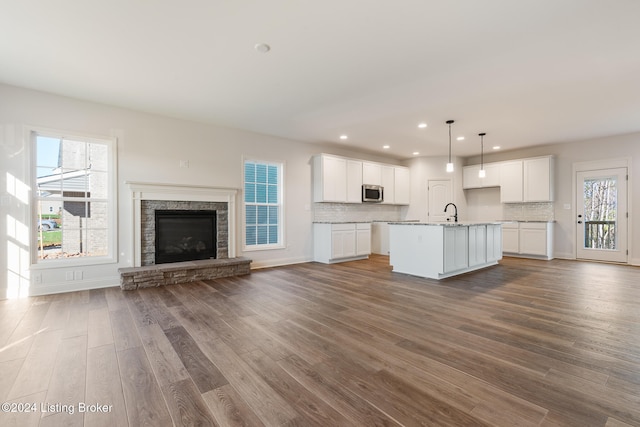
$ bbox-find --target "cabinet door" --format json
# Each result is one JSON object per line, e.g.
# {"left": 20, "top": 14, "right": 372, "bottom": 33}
{"left": 443, "top": 227, "right": 469, "bottom": 273}
{"left": 519, "top": 224, "right": 547, "bottom": 256}
{"left": 500, "top": 160, "right": 523, "bottom": 203}
{"left": 483, "top": 163, "right": 501, "bottom": 187}
{"left": 356, "top": 223, "right": 371, "bottom": 255}
{"left": 463, "top": 165, "right": 482, "bottom": 189}
{"left": 502, "top": 225, "right": 519, "bottom": 253}
{"left": 486, "top": 224, "right": 503, "bottom": 262}
{"left": 346, "top": 160, "right": 363, "bottom": 203}
{"left": 331, "top": 227, "right": 356, "bottom": 259}
{"left": 394, "top": 167, "right": 411, "bottom": 205}
{"left": 381, "top": 166, "right": 395, "bottom": 204}
{"left": 362, "top": 162, "right": 382, "bottom": 185}
{"left": 524, "top": 157, "right": 552, "bottom": 202}
{"left": 317, "top": 155, "right": 347, "bottom": 202}
{"left": 468, "top": 225, "right": 487, "bottom": 267}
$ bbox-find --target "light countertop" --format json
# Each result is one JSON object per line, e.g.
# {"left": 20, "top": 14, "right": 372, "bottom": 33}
{"left": 388, "top": 221, "right": 508, "bottom": 226}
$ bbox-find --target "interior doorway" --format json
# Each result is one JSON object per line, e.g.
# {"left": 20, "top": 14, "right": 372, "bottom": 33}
{"left": 576, "top": 167, "right": 628, "bottom": 263}
{"left": 428, "top": 179, "right": 452, "bottom": 222}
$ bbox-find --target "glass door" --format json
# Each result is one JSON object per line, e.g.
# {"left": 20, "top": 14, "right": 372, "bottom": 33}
{"left": 576, "top": 168, "right": 627, "bottom": 263}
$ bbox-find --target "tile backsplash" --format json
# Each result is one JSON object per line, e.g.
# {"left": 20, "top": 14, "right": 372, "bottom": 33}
{"left": 503, "top": 202, "right": 554, "bottom": 221}
{"left": 313, "top": 203, "right": 408, "bottom": 222}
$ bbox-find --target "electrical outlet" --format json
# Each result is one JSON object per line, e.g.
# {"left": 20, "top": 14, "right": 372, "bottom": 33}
{"left": 74, "top": 270, "right": 83, "bottom": 280}
{"left": 65, "top": 271, "right": 74, "bottom": 281}
{"left": 179, "top": 160, "right": 189, "bottom": 168}
{"left": 33, "top": 273, "right": 42, "bottom": 284}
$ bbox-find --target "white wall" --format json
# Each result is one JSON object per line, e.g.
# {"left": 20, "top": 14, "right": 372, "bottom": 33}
{"left": 404, "top": 156, "right": 467, "bottom": 222}
{"left": 463, "top": 134, "right": 640, "bottom": 263}
{"left": 0, "top": 84, "right": 400, "bottom": 298}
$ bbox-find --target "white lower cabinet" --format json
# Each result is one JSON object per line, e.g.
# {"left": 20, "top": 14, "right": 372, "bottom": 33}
{"left": 314, "top": 223, "right": 371, "bottom": 263}
{"left": 371, "top": 222, "right": 390, "bottom": 255}
{"left": 502, "top": 223, "right": 520, "bottom": 253}
{"left": 486, "top": 224, "right": 503, "bottom": 262}
{"left": 443, "top": 227, "right": 469, "bottom": 273}
{"left": 331, "top": 225, "right": 356, "bottom": 259}
{"left": 468, "top": 225, "right": 487, "bottom": 267}
{"left": 356, "top": 223, "right": 372, "bottom": 255}
{"left": 502, "top": 222, "right": 554, "bottom": 260}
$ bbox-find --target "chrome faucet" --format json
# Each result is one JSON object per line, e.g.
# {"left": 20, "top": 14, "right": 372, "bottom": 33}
{"left": 444, "top": 203, "right": 458, "bottom": 222}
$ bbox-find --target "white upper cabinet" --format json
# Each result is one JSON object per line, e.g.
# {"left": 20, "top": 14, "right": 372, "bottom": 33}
{"left": 362, "top": 162, "right": 382, "bottom": 185}
{"left": 524, "top": 157, "right": 554, "bottom": 202}
{"left": 466, "top": 155, "right": 553, "bottom": 203}
{"left": 346, "top": 160, "right": 363, "bottom": 203}
{"left": 500, "top": 160, "right": 524, "bottom": 202}
{"left": 313, "top": 154, "right": 347, "bottom": 202}
{"left": 463, "top": 163, "right": 501, "bottom": 189}
{"left": 313, "top": 154, "right": 410, "bottom": 205}
{"left": 394, "top": 166, "right": 411, "bottom": 205}
{"left": 381, "top": 165, "right": 395, "bottom": 204}
{"left": 500, "top": 156, "right": 554, "bottom": 203}
{"left": 482, "top": 163, "right": 501, "bottom": 187}
{"left": 463, "top": 165, "right": 482, "bottom": 189}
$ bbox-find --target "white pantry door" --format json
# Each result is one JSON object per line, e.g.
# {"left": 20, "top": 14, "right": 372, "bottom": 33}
{"left": 428, "top": 180, "right": 452, "bottom": 222}
{"left": 576, "top": 167, "right": 628, "bottom": 263}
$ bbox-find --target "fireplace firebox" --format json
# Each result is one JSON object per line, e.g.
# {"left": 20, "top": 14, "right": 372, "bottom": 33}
{"left": 155, "top": 210, "right": 217, "bottom": 264}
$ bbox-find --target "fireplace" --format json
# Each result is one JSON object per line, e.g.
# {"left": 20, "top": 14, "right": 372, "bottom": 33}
{"left": 127, "top": 182, "right": 238, "bottom": 267}
{"left": 139, "top": 199, "right": 229, "bottom": 266}
{"left": 155, "top": 210, "right": 217, "bottom": 264}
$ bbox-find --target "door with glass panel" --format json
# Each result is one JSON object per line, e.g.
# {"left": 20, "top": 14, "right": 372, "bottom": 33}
{"left": 576, "top": 168, "right": 627, "bottom": 263}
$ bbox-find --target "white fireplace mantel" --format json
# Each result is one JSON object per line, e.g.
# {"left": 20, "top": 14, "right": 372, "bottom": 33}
{"left": 126, "top": 181, "right": 238, "bottom": 267}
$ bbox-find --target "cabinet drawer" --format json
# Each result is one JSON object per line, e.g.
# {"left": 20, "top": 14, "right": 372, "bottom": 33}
{"left": 356, "top": 223, "right": 371, "bottom": 230}
{"left": 331, "top": 223, "right": 356, "bottom": 231}
{"left": 519, "top": 222, "right": 547, "bottom": 230}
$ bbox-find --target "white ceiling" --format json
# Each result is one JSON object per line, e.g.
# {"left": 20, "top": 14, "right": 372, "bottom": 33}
{"left": 2, "top": 1, "right": 640, "bottom": 159}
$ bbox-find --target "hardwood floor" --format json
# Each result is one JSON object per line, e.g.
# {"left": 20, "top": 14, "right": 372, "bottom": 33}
{"left": 1, "top": 255, "right": 640, "bottom": 426}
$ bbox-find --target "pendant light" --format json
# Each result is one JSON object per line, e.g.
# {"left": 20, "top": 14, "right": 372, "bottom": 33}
{"left": 446, "top": 120, "right": 454, "bottom": 173}
{"left": 478, "top": 132, "right": 486, "bottom": 178}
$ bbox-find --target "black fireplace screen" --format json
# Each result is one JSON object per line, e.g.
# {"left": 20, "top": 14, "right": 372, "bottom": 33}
{"left": 155, "top": 210, "right": 217, "bottom": 264}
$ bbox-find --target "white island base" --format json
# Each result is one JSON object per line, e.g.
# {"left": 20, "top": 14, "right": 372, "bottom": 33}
{"left": 389, "top": 222, "right": 503, "bottom": 280}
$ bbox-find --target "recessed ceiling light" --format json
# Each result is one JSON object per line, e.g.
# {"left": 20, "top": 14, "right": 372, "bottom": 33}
{"left": 413, "top": 151, "right": 420, "bottom": 156}
{"left": 493, "top": 146, "right": 501, "bottom": 150}
{"left": 456, "top": 136, "right": 465, "bottom": 141}
{"left": 418, "top": 123, "right": 427, "bottom": 129}
{"left": 383, "top": 145, "right": 390, "bottom": 149}
{"left": 339, "top": 135, "right": 348, "bottom": 140}
{"left": 254, "top": 43, "right": 271, "bottom": 53}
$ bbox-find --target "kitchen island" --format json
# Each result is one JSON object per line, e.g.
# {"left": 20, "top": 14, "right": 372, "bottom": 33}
{"left": 389, "top": 222, "right": 503, "bottom": 280}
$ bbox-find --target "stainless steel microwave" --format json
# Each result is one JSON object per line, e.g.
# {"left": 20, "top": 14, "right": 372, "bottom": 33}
{"left": 362, "top": 184, "right": 383, "bottom": 202}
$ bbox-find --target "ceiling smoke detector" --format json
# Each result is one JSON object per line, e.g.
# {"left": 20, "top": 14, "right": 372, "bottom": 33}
{"left": 254, "top": 43, "right": 271, "bottom": 53}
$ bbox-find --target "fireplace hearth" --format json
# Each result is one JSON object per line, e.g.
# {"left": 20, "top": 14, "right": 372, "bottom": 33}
{"left": 122, "top": 183, "right": 249, "bottom": 289}
{"left": 155, "top": 210, "right": 217, "bottom": 264}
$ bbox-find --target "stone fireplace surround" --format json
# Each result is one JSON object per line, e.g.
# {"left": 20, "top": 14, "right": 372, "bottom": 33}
{"left": 141, "top": 200, "right": 227, "bottom": 266}
{"left": 119, "top": 182, "right": 250, "bottom": 290}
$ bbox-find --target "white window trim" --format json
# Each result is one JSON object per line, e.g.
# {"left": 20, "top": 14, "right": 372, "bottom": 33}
{"left": 29, "top": 126, "right": 118, "bottom": 268}
{"left": 242, "top": 157, "right": 286, "bottom": 252}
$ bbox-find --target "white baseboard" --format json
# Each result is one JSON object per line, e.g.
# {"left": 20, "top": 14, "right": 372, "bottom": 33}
{"left": 553, "top": 252, "right": 575, "bottom": 260}
{"left": 27, "top": 276, "right": 120, "bottom": 297}
{"left": 249, "top": 256, "right": 312, "bottom": 270}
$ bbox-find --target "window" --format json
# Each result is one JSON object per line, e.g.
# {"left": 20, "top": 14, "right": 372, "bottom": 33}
{"left": 33, "top": 130, "right": 116, "bottom": 264}
{"left": 243, "top": 160, "right": 283, "bottom": 250}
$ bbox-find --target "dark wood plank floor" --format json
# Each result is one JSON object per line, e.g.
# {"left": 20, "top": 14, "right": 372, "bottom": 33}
{"left": 1, "top": 255, "right": 640, "bottom": 426}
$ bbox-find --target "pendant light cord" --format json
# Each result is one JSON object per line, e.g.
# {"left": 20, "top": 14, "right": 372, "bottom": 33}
{"left": 480, "top": 134, "right": 484, "bottom": 169}
{"left": 446, "top": 120, "right": 454, "bottom": 164}
{"left": 449, "top": 123, "right": 452, "bottom": 163}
